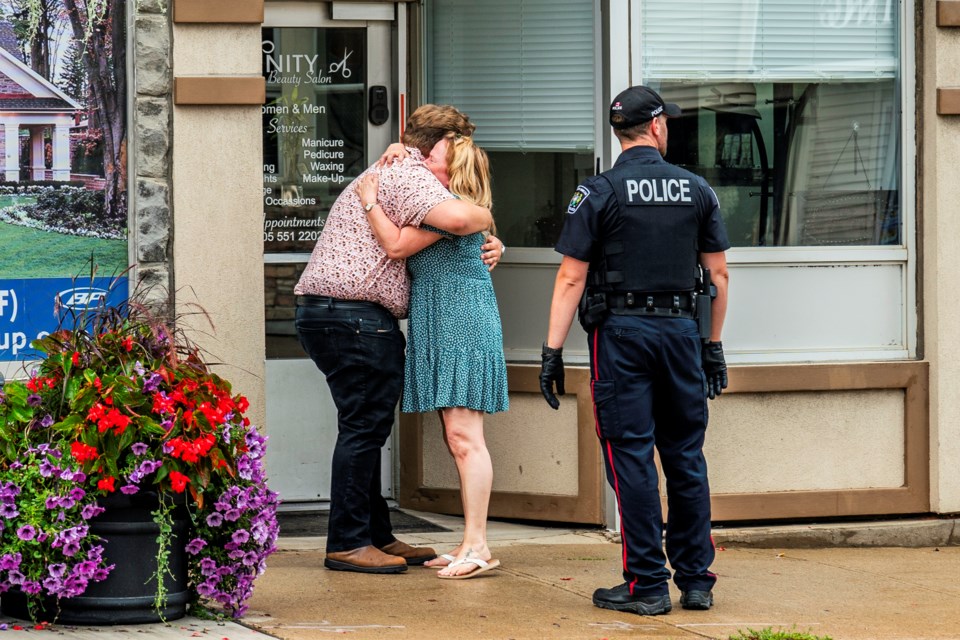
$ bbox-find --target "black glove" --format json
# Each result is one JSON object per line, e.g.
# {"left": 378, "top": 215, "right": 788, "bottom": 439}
{"left": 701, "top": 341, "right": 728, "bottom": 400}
{"left": 539, "top": 343, "right": 565, "bottom": 410}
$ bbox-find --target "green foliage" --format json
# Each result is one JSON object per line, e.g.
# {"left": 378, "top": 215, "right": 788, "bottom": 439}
{"left": 25, "top": 186, "right": 119, "bottom": 237}
{"left": 57, "top": 39, "right": 88, "bottom": 103}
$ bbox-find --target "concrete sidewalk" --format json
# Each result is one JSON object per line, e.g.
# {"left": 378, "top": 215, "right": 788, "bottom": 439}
{"left": 1, "top": 511, "right": 957, "bottom": 639}
{"left": 239, "top": 511, "right": 960, "bottom": 640}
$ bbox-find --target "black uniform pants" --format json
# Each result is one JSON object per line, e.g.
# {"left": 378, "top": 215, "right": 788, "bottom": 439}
{"left": 295, "top": 298, "right": 405, "bottom": 553}
{"left": 589, "top": 314, "right": 717, "bottom": 596}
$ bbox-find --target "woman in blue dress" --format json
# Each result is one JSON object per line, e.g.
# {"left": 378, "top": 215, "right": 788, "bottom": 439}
{"left": 355, "top": 134, "right": 508, "bottom": 579}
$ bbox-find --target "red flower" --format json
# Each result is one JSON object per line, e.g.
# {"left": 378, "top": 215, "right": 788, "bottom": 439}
{"left": 71, "top": 441, "right": 98, "bottom": 463}
{"left": 87, "top": 402, "right": 107, "bottom": 423}
{"left": 122, "top": 335, "right": 134, "bottom": 352}
{"left": 198, "top": 402, "right": 225, "bottom": 426}
{"left": 152, "top": 392, "right": 176, "bottom": 415}
{"left": 71, "top": 351, "right": 80, "bottom": 366}
{"left": 169, "top": 471, "right": 190, "bottom": 493}
{"left": 97, "top": 408, "right": 131, "bottom": 435}
{"left": 237, "top": 395, "right": 250, "bottom": 413}
{"left": 97, "top": 476, "right": 116, "bottom": 492}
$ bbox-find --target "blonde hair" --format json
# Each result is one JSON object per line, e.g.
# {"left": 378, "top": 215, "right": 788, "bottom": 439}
{"left": 445, "top": 134, "right": 497, "bottom": 234}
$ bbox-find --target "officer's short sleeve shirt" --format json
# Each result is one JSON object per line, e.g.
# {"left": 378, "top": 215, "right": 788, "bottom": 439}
{"left": 555, "top": 147, "right": 730, "bottom": 262}
{"left": 554, "top": 174, "right": 616, "bottom": 263}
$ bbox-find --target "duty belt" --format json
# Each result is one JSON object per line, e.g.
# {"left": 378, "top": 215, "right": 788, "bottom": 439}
{"left": 606, "top": 291, "right": 696, "bottom": 319}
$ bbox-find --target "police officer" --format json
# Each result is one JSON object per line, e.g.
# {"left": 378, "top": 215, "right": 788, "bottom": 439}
{"left": 539, "top": 85, "right": 730, "bottom": 615}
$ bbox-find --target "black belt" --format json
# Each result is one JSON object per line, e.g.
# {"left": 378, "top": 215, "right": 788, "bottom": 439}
{"left": 607, "top": 291, "right": 696, "bottom": 319}
{"left": 296, "top": 295, "right": 383, "bottom": 311}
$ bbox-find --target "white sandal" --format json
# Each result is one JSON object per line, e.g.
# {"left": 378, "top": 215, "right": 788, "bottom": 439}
{"left": 437, "top": 555, "right": 501, "bottom": 580}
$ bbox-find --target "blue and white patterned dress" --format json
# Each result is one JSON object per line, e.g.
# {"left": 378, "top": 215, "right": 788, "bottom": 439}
{"left": 401, "top": 226, "right": 509, "bottom": 414}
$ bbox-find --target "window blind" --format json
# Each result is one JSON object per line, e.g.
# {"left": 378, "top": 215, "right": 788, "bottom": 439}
{"left": 428, "top": 0, "right": 595, "bottom": 151}
{"left": 640, "top": 0, "right": 898, "bottom": 82}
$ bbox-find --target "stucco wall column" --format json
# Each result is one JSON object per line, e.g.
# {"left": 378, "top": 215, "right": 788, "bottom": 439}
{"left": 30, "top": 127, "right": 44, "bottom": 180}
{"left": 3, "top": 121, "right": 19, "bottom": 181}
{"left": 925, "top": 2, "right": 960, "bottom": 514}
{"left": 171, "top": 25, "right": 265, "bottom": 429}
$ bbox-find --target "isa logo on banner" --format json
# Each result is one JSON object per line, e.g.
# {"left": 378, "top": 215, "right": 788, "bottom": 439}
{"left": 0, "top": 277, "right": 128, "bottom": 361}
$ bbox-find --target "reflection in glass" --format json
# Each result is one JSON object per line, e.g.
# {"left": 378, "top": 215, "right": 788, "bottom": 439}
{"left": 487, "top": 151, "right": 594, "bottom": 248}
{"left": 265, "top": 262, "right": 308, "bottom": 359}
{"left": 639, "top": 0, "right": 901, "bottom": 248}
{"left": 659, "top": 81, "right": 900, "bottom": 247}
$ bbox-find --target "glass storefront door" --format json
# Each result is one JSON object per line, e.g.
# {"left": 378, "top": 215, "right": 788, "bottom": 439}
{"left": 261, "top": 4, "right": 399, "bottom": 504}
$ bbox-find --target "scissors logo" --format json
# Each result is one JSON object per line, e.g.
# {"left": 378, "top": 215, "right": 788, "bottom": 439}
{"left": 329, "top": 49, "right": 353, "bottom": 78}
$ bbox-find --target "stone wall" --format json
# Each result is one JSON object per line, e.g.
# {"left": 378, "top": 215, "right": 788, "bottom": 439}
{"left": 132, "top": 0, "right": 172, "bottom": 298}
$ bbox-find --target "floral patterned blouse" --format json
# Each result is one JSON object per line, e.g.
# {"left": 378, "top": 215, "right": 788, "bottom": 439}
{"left": 294, "top": 149, "right": 453, "bottom": 318}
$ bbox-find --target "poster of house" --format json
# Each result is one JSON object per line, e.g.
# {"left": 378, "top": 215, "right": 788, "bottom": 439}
{"left": 0, "top": 1, "right": 127, "bottom": 363}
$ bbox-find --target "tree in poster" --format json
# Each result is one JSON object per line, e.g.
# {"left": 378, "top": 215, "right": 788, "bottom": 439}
{"left": 62, "top": 0, "right": 125, "bottom": 221}
{"left": 20, "top": 0, "right": 125, "bottom": 221}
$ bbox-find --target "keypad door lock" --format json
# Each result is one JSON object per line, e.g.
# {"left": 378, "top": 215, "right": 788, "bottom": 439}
{"left": 369, "top": 85, "right": 389, "bottom": 126}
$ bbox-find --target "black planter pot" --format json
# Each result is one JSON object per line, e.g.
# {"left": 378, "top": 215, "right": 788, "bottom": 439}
{"left": 1, "top": 492, "right": 190, "bottom": 625}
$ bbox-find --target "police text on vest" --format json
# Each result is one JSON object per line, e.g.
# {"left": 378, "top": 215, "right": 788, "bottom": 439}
{"left": 624, "top": 178, "right": 692, "bottom": 204}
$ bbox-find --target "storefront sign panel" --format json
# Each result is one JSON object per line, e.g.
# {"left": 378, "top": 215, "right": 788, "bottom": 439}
{"left": 0, "top": 277, "right": 127, "bottom": 361}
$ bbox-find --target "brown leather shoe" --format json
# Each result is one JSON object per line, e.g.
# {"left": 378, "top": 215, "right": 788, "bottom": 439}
{"left": 324, "top": 545, "right": 407, "bottom": 574}
{"left": 378, "top": 540, "right": 437, "bottom": 566}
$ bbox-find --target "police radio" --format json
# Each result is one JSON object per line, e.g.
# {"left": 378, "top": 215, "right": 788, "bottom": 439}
{"left": 695, "top": 268, "right": 715, "bottom": 341}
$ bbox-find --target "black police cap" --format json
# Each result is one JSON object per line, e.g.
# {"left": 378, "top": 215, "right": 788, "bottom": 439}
{"left": 609, "top": 85, "right": 682, "bottom": 129}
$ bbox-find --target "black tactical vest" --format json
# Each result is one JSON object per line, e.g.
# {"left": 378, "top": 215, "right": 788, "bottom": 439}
{"left": 592, "top": 160, "right": 703, "bottom": 293}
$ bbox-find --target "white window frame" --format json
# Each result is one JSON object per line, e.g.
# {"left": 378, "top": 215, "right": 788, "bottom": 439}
{"left": 607, "top": 0, "right": 917, "bottom": 364}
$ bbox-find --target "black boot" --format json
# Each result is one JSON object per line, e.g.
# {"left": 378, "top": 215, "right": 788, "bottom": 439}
{"left": 592, "top": 583, "right": 672, "bottom": 615}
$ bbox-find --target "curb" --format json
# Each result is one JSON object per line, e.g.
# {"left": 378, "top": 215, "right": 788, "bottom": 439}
{"left": 710, "top": 517, "right": 960, "bottom": 548}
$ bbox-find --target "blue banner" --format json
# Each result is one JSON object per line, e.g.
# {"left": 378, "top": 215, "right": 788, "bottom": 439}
{"left": 0, "top": 277, "right": 128, "bottom": 361}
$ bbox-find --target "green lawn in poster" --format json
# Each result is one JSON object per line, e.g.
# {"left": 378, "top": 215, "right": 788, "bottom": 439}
{"left": 0, "top": 221, "right": 127, "bottom": 279}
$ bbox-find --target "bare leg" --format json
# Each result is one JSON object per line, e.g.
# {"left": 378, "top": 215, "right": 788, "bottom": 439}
{"left": 424, "top": 411, "right": 464, "bottom": 568}
{"left": 436, "top": 407, "right": 494, "bottom": 577}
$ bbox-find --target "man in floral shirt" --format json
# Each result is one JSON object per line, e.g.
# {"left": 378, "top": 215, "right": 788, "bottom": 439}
{"left": 294, "top": 105, "right": 504, "bottom": 574}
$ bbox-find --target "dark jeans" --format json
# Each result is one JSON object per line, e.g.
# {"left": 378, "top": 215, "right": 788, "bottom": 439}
{"left": 589, "top": 314, "right": 716, "bottom": 596}
{"left": 295, "top": 299, "right": 405, "bottom": 553}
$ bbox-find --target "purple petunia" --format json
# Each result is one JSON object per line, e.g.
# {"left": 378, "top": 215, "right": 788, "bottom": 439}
{"left": 199, "top": 558, "right": 218, "bottom": 576}
{"left": 38, "top": 460, "right": 58, "bottom": 478}
{"left": 40, "top": 414, "right": 54, "bottom": 428}
{"left": 26, "top": 394, "right": 42, "bottom": 407}
{"left": 131, "top": 442, "right": 149, "bottom": 456}
{"left": 205, "top": 512, "right": 223, "bottom": 527}
{"left": 48, "top": 563, "right": 67, "bottom": 579}
{"left": 142, "top": 372, "right": 161, "bottom": 393}
{"left": 16, "top": 525, "right": 37, "bottom": 541}
{"left": 120, "top": 485, "right": 139, "bottom": 495}
{"left": 185, "top": 538, "right": 207, "bottom": 555}
{"left": 0, "top": 553, "right": 22, "bottom": 570}
{"left": 81, "top": 504, "right": 105, "bottom": 520}
{"left": 0, "top": 503, "right": 20, "bottom": 519}
{"left": 21, "top": 580, "right": 41, "bottom": 595}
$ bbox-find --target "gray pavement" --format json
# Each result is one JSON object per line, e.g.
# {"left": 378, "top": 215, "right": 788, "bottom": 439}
{"left": 2, "top": 511, "right": 958, "bottom": 639}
